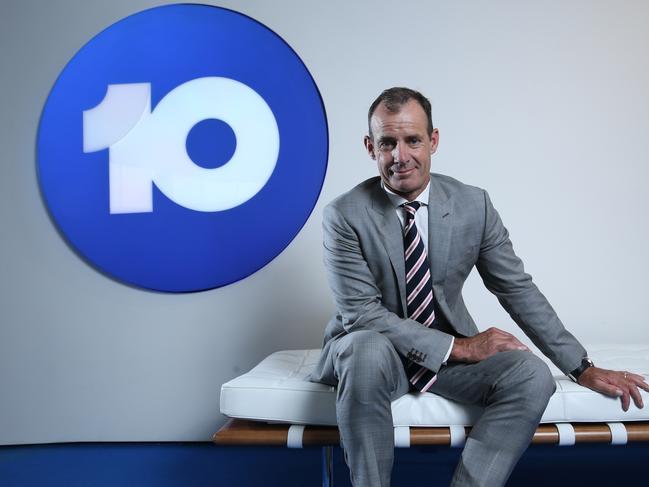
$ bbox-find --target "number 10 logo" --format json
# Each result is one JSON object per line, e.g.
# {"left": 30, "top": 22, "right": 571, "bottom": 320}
{"left": 37, "top": 5, "right": 328, "bottom": 292}
{"left": 83, "top": 77, "right": 279, "bottom": 214}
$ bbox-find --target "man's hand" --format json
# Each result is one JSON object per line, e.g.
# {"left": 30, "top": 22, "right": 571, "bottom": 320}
{"left": 577, "top": 367, "right": 649, "bottom": 411}
{"left": 450, "top": 327, "right": 530, "bottom": 363}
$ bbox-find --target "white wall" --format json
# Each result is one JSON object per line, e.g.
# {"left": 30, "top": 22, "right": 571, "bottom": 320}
{"left": 1, "top": 0, "right": 647, "bottom": 444}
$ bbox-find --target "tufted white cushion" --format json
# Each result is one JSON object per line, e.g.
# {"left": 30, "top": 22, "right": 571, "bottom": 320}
{"left": 220, "top": 346, "right": 649, "bottom": 427}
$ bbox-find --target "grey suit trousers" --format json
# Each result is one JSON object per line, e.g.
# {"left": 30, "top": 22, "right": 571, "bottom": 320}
{"left": 331, "top": 330, "right": 556, "bottom": 487}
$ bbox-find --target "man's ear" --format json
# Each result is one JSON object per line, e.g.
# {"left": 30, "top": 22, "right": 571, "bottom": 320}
{"left": 364, "top": 135, "right": 376, "bottom": 160}
{"left": 429, "top": 128, "right": 440, "bottom": 155}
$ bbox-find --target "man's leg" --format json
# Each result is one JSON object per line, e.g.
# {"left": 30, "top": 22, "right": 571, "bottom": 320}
{"left": 332, "top": 330, "right": 410, "bottom": 487}
{"left": 429, "top": 350, "right": 556, "bottom": 487}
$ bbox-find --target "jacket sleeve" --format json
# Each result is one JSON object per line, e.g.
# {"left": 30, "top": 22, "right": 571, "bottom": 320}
{"left": 475, "top": 190, "right": 587, "bottom": 374}
{"left": 323, "top": 203, "right": 454, "bottom": 373}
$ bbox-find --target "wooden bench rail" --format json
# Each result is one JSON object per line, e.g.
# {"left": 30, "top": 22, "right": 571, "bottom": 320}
{"left": 213, "top": 419, "right": 649, "bottom": 447}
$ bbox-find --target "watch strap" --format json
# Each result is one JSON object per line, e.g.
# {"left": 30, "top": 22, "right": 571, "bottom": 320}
{"left": 568, "top": 357, "right": 594, "bottom": 382}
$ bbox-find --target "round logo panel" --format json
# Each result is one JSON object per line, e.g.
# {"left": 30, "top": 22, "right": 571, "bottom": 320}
{"left": 38, "top": 4, "right": 328, "bottom": 292}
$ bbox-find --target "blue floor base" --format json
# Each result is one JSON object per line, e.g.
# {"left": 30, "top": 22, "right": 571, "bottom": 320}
{"left": 1, "top": 442, "right": 647, "bottom": 486}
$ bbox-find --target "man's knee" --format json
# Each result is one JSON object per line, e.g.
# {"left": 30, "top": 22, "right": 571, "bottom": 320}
{"left": 335, "top": 331, "right": 397, "bottom": 370}
{"left": 501, "top": 350, "right": 556, "bottom": 402}
{"left": 333, "top": 330, "right": 402, "bottom": 391}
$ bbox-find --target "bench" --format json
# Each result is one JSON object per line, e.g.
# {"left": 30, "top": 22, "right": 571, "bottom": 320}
{"left": 214, "top": 346, "right": 649, "bottom": 485}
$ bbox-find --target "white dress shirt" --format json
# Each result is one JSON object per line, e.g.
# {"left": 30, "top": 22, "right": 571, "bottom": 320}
{"left": 381, "top": 180, "right": 454, "bottom": 365}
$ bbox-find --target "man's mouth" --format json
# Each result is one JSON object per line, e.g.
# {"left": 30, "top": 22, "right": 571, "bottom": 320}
{"left": 390, "top": 164, "right": 415, "bottom": 176}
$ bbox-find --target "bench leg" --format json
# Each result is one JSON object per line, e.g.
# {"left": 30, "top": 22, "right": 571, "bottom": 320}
{"left": 322, "top": 446, "right": 334, "bottom": 486}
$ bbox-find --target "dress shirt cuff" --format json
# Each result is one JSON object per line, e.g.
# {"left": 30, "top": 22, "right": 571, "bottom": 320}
{"left": 441, "top": 337, "right": 454, "bottom": 366}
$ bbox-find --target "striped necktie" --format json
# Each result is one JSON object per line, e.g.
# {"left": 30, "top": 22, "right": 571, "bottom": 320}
{"left": 402, "top": 201, "right": 438, "bottom": 393}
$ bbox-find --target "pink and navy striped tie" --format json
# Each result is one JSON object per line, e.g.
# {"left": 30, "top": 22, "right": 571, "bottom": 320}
{"left": 402, "top": 201, "right": 438, "bottom": 392}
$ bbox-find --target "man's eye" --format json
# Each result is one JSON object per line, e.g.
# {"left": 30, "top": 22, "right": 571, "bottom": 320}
{"left": 379, "top": 141, "right": 395, "bottom": 150}
{"left": 408, "top": 138, "right": 421, "bottom": 146}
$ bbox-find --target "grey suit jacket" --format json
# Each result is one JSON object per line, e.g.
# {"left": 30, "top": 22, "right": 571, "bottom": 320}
{"left": 310, "top": 173, "right": 586, "bottom": 385}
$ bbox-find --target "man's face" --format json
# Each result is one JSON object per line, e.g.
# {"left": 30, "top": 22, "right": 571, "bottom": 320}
{"left": 364, "top": 100, "right": 439, "bottom": 201}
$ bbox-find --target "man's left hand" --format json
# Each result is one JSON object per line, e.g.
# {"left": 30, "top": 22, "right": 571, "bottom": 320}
{"left": 578, "top": 367, "right": 649, "bottom": 411}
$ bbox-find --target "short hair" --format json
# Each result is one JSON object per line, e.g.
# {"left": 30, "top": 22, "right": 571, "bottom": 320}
{"left": 367, "top": 87, "right": 434, "bottom": 138}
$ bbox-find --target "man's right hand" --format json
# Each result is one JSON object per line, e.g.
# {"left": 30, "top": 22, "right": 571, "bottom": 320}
{"left": 450, "top": 327, "right": 530, "bottom": 363}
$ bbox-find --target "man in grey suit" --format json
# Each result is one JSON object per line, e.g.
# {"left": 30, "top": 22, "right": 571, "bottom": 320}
{"left": 310, "top": 87, "right": 649, "bottom": 486}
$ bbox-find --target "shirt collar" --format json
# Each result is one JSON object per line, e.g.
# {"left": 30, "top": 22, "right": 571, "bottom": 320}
{"left": 381, "top": 179, "right": 431, "bottom": 209}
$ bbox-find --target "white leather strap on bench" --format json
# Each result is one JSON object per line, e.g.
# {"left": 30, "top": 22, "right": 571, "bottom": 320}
{"left": 555, "top": 423, "right": 575, "bottom": 446}
{"left": 394, "top": 426, "right": 410, "bottom": 448}
{"left": 607, "top": 422, "right": 628, "bottom": 445}
{"left": 449, "top": 425, "right": 466, "bottom": 448}
{"left": 287, "top": 424, "right": 305, "bottom": 448}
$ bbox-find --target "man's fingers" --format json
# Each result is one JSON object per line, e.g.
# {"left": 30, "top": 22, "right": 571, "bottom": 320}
{"left": 580, "top": 368, "right": 647, "bottom": 412}
{"left": 591, "top": 377, "right": 624, "bottom": 398}
{"left": 469, "top": 328, "right": 531, "bottom": 361}
{"left": 494, "top": 335, "right": 529, "bottom": 353}
{"left": 630, "top": 376, "right": 649, "bottom": 393}
{"left": 621, "top": 391, "right": 631, "bottom": 412}
{"left": 504, "top": 335, "right": 529, "bottom": 351}
{"left": 622, "top": 373, "right": 647, "bottom": 408}
{"left": 619, "top": 372, "right": 649, "bottom": 394}
{"left": 484, "top": 327, "right": 529, "bottom": 350}
{"left": 612, "top": 377, "right": 632, "bottom": 411}
{"left": 628, "top": 384, "right": 644, "bottom": 409}
{"left": 626, "top": 372, "right": 646, "bottom": 381}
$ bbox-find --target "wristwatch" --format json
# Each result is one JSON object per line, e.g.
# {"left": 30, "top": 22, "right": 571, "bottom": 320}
{"left": 568, "top": 357, "right": 594, "bottom": 382}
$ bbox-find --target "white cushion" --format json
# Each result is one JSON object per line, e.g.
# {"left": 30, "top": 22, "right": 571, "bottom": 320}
{"left": 220, "top": 346, "right": 649, "bottom": 426}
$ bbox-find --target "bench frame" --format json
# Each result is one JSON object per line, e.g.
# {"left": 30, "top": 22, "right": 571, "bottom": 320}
{"left": 213, "top": 419, "right": 649, "bottom": 486}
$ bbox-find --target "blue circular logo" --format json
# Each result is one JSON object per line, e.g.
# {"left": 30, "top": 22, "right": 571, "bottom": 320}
{"left": 37, "top": 5, "right": 328, "bottom": 292}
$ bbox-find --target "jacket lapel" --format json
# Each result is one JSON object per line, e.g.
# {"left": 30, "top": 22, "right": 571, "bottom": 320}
{"left": 427, "top": 176, "right": 453, "bottom": 286}
{"left": 367, "top": 184, "right": 408, "bottom": 313}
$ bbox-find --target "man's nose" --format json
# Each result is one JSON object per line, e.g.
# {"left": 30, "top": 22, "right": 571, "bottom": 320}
{"left": 392, "top": 141, "right": 410, "bottom": 163}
